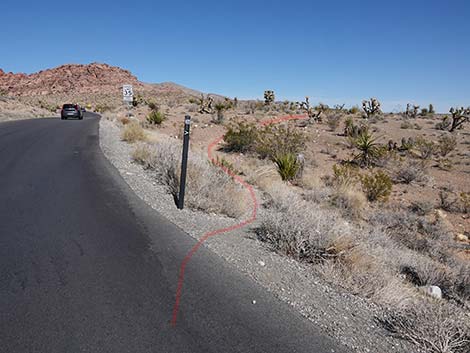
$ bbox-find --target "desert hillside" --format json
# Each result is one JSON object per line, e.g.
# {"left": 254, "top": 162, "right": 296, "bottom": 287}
{"left": 0, "top": 63, "right": 143, "bottom": 96}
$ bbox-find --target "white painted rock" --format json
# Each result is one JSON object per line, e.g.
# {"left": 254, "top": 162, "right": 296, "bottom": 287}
{"left": 419, "top": 285, "right": 442, "bottom": 300}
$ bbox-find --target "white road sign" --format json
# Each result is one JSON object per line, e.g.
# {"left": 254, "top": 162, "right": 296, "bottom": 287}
{"left": 122, "top": 84, "right": 133, "bottom": 102}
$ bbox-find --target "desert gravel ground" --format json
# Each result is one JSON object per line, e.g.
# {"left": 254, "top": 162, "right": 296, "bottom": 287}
{"left": 99, "top": 117, "right": 416, "bottom": 353}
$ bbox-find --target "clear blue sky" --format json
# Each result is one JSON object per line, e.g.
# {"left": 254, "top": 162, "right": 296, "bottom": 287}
{"left": 1, "top": 0, "right": 469, "bottom": 112}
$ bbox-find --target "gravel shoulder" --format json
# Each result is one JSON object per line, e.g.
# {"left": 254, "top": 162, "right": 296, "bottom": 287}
{"left": 99, "top": 117, "right": 414, "bottom": 353}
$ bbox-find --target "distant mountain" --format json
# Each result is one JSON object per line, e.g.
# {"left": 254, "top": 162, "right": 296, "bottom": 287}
{"left": 0, "top": 63, "right": 143, "bottom": 96}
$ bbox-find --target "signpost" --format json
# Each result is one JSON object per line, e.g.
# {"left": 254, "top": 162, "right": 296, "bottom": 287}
{"left": 177, "top": 115, "right": 191, "bottom": 210}
{"left": 123, "top": 84, "right": 133, "bottom": 117}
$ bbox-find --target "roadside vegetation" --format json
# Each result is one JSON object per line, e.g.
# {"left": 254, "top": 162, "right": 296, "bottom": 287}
{"left": 114, "top": 91, "right": 470, "bottom": 353}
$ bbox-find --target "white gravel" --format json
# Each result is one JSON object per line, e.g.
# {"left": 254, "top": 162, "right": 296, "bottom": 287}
{"left": 99, "top": 118, "right": 415, "bottom": 353}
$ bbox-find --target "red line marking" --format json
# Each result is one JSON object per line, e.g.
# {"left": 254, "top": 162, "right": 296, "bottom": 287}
{"left": 171, "top": 114, "right": 307, "bottom": 327}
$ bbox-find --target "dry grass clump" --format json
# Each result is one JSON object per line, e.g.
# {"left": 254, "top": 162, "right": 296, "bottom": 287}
{"left": 392, "top": 159, "right": 428, "bottom": 184}
{"left": 256, "top": 181, "right": 470, "bottom": 352}
{"left": 330, "top": 186, "right": 368, "bottom": 219}
{"left": 256, "top": 186, "right": 352, "bottom": 262}
{"left": 121, "top": 122, "right": 146, "bottom": 143}
{"left": 380, "top": 301, "right": 470, "bottom": 353}
{"left": 131, "top": 141, "right": 247, "bottom": 218}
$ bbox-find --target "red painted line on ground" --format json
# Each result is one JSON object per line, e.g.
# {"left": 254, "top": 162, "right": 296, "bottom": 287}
{"left": 171, "top": 114, "right": 308, "bottom": 327}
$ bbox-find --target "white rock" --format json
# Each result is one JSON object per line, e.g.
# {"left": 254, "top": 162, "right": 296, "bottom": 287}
{"left": 252, "top": 300, "right": 256, "bottom": 304}
{"left": 419, "top": 285, "right": 442, "bottom": 299}
{"left": 257, "top": 260, "right": 266, "bottom": 267}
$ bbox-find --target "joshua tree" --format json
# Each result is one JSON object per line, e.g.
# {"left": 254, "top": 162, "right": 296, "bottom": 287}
{"left": 299, "top": 97, "right": 324, "bottom": 123}
{"left": 449, "top": 107, "right": 470, "bottom": 132}
{"left": 405, "top": 103, "right": 420, "bottom": 118}
{"left": 214, "top": 102, "right": 227, "bottom": 124}
{"left": 264, "top": 90, "right": 275, "bottom": 105}
{"left": 428, "top": 103, "right": 435, "bottom": 114}
{"left": 362, "top": 98, "right": 382, "bottom": 118}
{"left": 334, "top": 103, "right": 345, "bottom": 111}
{"left": 198, "top": 94, "right": 214, "bottom": 114}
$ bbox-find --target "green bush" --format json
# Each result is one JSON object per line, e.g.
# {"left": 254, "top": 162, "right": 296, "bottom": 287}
{"left": 274, "top": 153, "right": 300, "bottom": 181}
{"left": 332, "top": 164, "right": 360, "bottom": 187}
{"left": 224, "top": 121, "right": 258, "bottom": 153}
{"left": 414, "top": 137, "right": 436, "bottom": 160}
{"left": 437, "top": 134, "right": 457, "bottom": 157}
{"left": 360, "top": 170, "right": 392, "bottom": 202}
{"left": 147, "top": 110, "right": 165, "bottom": 125}
{"left": 256, "top": 125, "right": 305, "bottom": 160}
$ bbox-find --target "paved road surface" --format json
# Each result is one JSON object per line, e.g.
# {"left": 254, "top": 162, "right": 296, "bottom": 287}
{"left": 0, "top": 114, "right": 347, "bottom": 352}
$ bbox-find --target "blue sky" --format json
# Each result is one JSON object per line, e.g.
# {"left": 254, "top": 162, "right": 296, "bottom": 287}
{"left": 1, "top": 0, "right": 469, "bottom": 112}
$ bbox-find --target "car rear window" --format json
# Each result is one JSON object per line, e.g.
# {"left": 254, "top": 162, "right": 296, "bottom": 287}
{"left": 63, "top": 104, "right": 75, "bottom": 109}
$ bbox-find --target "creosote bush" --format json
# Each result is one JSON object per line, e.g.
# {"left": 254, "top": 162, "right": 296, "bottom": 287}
{"left": 256, "top": 125, "right": 306, "bottom": 160}
{"left": 437, "top": 134, "right": 457, "bottom": 157}
{"left": 147, "top": 109, "right": 165, "bottom": 125}
{"left": 223, "top": 121, "right": 258, "bottom": 153}
{"left": 360, "top": 170, "right": 392, "bottom": 202}
{"left": 121, "top": 122, "right": 146, "bottom": 143}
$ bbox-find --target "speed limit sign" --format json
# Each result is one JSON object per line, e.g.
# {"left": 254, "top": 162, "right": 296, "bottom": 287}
{"left": 122, "top": 84, "right": 133, "bottom": 102}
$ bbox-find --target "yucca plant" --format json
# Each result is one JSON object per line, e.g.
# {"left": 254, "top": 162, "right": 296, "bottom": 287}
{"left": 353, "top": 131, "right": 382, "bottom": 167}
{"left": 274, "top": 153, "right": 299, "bottom": 181}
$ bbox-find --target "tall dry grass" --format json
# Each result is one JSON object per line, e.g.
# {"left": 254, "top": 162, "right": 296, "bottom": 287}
{"left": 132, "top": 142, "right": 248, "bottom": 218}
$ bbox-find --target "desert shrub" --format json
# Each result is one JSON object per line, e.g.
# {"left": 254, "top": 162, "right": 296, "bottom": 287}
{"left": 438, "top": 189, "right": 459, "bottom": 213}
{"left": 133, "top": 140, "right": 247, "bottom": 217}
{"left": 326, "top": 114, "right": 342, "bottom": 131}
{"left": 353, "top": 131, "right": 384, "bottom": 167}
{"left": 435, "top": 116, "right": 451, "bottom": 131}
{"left": 147, "top": 109, "right": 165, "bottom": 125}
{"left": 256, "top": 189, "right": 352, "bottom": 262}
{"left": 274, "top": 153, "right": 300, "bottom": 181}
{"left": 410, "top": 200, "right": 434, "bottom": 216}
{"left": 95, "top": 104, "right": 112, "bottom": 113}
{"left": 349, "top": 105, "right": 360, "bottom": 114}
{"left": 344, "top": 117, "right": 368, "bottom": 138}
{"left": 437, "top": 134, "right": 457, "bottom": 157}
{"left": 437, "top": 158, "right": 453, "bottom": 171}
{"left": 132, "top": 143, "right": 156, "bottom": 168}
{"left": 256, "top": 125, "right": 306, "bottom": 160}
{"left": 223, "top": 121, "right": 258, "bottom": 153}
{"left": 400, "top": 120, "right": 414, "bottom": 129}
{"left": 147, "top": 101, "right": 158, "bottom": 111}
{"left": 330, "top": 186, "right": 367, "bottom": 219}
{"left": 121, "top": 123, "right": 146, "bottom": 143}
{"left": 211, "top": 155, "right": 238, "bottom": 176}
{"left": 460, "top": 192, "right": 470, "bottom": 213}
{"left": 360, "top": 170, "right": 392, "bottom": 202}
{"left": 415, "top": 137, "right": 437, "bottom": 159}
{"left": 393, "top": 159, "right": 428, "bottom": 184}
{"left": 379, "top": 301, "right": 470, "bottom": 353}
{"left": 331, "top": 164, "right": 360, "bottom": 188}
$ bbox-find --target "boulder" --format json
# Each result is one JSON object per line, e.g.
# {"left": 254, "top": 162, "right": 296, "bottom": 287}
{"left": 419, "top": 285, "right": 442, "bottom": 300}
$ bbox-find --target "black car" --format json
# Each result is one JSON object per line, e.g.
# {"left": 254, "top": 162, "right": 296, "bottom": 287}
{"left": 61, "top": 104, "right": 83, "bottom": 120}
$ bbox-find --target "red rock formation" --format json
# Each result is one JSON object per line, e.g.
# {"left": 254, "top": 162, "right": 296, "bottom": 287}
{"left": 0, "top": 63, "right": 143, "bottom": 96}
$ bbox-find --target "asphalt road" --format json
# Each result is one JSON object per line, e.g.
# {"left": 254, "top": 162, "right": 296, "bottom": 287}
{"left": 0, "top": 114, "right": 347, "bottom": 353}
